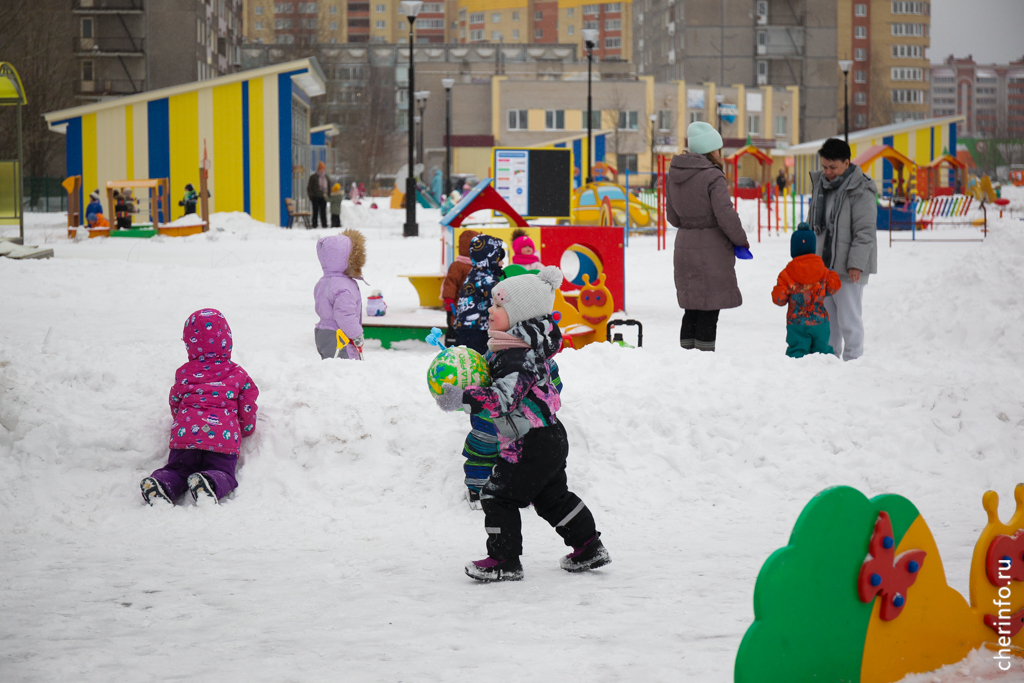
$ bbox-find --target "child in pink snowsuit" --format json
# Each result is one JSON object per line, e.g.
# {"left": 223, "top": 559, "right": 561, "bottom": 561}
{"left": 511, "top": 230, "right": 541, "bottom": 272}
{"left": 140, "top": 309, "right": 259, "bottom": 506}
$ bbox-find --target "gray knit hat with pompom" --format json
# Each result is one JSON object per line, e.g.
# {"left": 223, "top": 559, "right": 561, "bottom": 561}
{"left": 492, "top": 265, "right": 563, "bottom": 328}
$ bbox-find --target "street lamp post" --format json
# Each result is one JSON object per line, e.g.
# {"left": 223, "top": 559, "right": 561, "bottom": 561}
{"left": 442, "top": 78, "right": 454, "bottom": 198}
{"left": 401, "top": 1, "right": 422, "bottom": 237}
{"left": 649, "top": 112, "right": 657, "bottom": 189}
{"left": 839, "top": 59, "right": 853, "bottom": 142}
{"left": 582, "top": 29, "right": 599, "bottom": 185}
{"left": 415, "top": 90, "right": 430, "bottom": 183}
{"left": 714, "top": 93, "right": 725, "bottom": 134}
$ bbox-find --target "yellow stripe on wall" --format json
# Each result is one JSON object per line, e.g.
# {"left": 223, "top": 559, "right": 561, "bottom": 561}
{"left": 82, "top": 113, "right": 97, "bottom": 211}
{"left": 893, "top": 132, "right": 910, "bottom": 158}
{"left": 213, "top": 82, "right": 244, "bottom": 214}
{"left": 248, "top": 78, "right": 265, "bottom": 221}
{"left": 168, "top": 92, "right": 200, "bottom": 221}
{"left": 915, "top": 127, "right": 931, "bottom": 165}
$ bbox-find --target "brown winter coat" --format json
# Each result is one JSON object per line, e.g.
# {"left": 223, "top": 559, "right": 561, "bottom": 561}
{"left": 441, "top": 230, "right": 480, "bottom": 300}
{"left": 666, "top": 154, "right": 749, "bottom": 311}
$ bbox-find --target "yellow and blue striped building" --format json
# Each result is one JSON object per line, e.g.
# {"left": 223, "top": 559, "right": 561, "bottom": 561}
{"left": 44, "top": 59, "right": 325, "bottom": 226}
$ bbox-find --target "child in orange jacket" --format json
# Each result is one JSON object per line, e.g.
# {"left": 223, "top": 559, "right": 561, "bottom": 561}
{"left": 772, "top": 225, "right": 842, "bottom": 358}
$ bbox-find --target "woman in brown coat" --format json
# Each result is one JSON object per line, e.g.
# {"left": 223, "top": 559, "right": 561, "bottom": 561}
{"left": 666, "top": 121, "right": 750, "bottom": 352}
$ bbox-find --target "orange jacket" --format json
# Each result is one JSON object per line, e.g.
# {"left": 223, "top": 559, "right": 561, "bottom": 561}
{"left": 772, "top": 254, "right": 841, "bottom": 326}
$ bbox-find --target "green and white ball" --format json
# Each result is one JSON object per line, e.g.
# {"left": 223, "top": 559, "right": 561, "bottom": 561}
{"left": 427, "top": 346, "right": 491, "bottom": 401}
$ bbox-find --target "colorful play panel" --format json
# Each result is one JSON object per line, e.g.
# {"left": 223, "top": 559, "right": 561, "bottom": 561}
{"left": 735, "top": 484, "right": 1024, "bottom": 683}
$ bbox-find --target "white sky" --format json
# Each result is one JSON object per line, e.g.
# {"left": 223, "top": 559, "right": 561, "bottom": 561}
{"left": 930, "top": 0, "right": 1024, "bottom": 65}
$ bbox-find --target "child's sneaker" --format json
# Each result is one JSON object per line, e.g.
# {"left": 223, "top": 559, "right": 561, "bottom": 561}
{"left": 466, "top": 488, "right": 482, "bottom": 510}
{"left": 559, "top": 534, "right": 611, "bottom": 573}
{"left": 187, "top": 473, "right": 218, "bottom": 505}
{"left": 140, "top": 477, "right": 172, "bottom": 506}
{"left": 465, "top": 556, "right": 523, "bottom": 582}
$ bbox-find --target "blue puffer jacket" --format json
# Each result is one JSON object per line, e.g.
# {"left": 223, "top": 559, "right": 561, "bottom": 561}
{"left": 453, "top": 235, "right": 505, "bottom": 330}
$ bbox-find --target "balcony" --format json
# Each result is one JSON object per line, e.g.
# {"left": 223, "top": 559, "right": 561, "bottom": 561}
{"left": 757, "top": 26, "right": 804, "bottom": 58}
{"left": 73, "top": 37, "right": 145, "bottom": 56}
{"left": 73, "top": 0, "right": 144, "bottom": 13}
{"left": 78, "top": 78, "right": 145, "bottom": 96}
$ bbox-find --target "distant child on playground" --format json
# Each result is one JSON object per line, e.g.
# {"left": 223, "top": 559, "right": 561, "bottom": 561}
{"left": 140, "top": 309, "right": 259, "bottom": 506}
{"left": 314, "top": 230, "right": 366, "bottom": 360}
{"left": 510, "top": 228, "right": 541, "bottom": 272}
{"left": 441, "top": 229, "right": 479, "bottom": 346}
{"left": 452, "top": 234, "right": 505, "bottom": 354}
{"left": 330, "top": 183, "right": 343, "bottom": 227}
{"left": 179, "top": 183, "right": 198, "bottom": 215}
{"left": 772, "top": 224, "right": 842, "bottom": 358}
{"left": 436, "top": 266, "right": 611, "bottom": 581}
{"left": 85, "top": 190, "right": 108, "bottom": 228}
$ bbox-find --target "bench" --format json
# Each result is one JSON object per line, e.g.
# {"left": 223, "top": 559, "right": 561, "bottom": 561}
{"left": 362, "top": 310, "right": 446, "bottom": 349}
{"left": 284, "top": 198, "right": 311, "bottom": 229}
{"left": 399, "top": 274, "right": 445, "bottom": 308}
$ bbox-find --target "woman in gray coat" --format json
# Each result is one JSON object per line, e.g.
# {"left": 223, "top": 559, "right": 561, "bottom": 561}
{"left": 666, "top": 121, "right": 750, "bottom": 352}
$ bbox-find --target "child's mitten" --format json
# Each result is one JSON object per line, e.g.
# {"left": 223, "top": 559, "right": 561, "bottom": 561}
{"left": 436, "top": 384, "right": 464, "bottom": 412}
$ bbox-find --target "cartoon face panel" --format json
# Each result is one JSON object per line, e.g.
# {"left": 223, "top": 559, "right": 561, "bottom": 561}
{"left": 578, "top": 273, "right": 614, "bottom": 327}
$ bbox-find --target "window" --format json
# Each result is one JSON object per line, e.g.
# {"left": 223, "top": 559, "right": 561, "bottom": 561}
{"left": 605, "top": 2, "right": 621, "bottom": 11}
{"left": 854, "top": 3, "right": 867, "bottom": 16}
{"left": 689, "top": 111, "right": 703, "bottom": 123}
{"left": 757, "top": 1, "right": 768, "bottom": 17}
{"left": 376, "top": 20, "right": 385, "bottom": 28}
{"left": 605, "top": 37, "right": 621, "bottom": 48}
{"left": 854, "top": 26, "right": 866, "bottom": 39}
{"left": 747, "top": 115, "right": 760, "bottom": 135}
{"left": 418, "top": 18, "right": 444, "bottom": 28}
{"left": 469, "top": 12, "right": 483, "bottom": 23}
{"left": 545, "top": 110, "right": 565, "bottom": 129}
{"left": 583, "top": 4, "right": 599, "bottom": 15}
{"left": 605, "top": 19, "right": 620, "bottom": 30}
{"left": 422, "top": 2, "right": 443, "bottom": 11}
{"left": 82, "top": 60, "right": 94, "bottom": 81}
{"left": 255, "top": 5, "right": 263, "bottom": 14}
{"left": 891, "top": 89, "right": 924, "bottom": 103}
{"left": 891, "top": 67, "right": 923, "bottom": 81}
{"left": 775, "top": 115, "right": 787, "bottom": 135}
{"left": 855, "top": 114, "right": 867, "bottom": 127}
{"left": 892, "top": 44, "right": 923, "bottom": 58}
{"left": 276, "top": 33, "right": 295, "bottom": 43}
{"left": 508, "top": 109, "right": 528, "bottom": 129}
{"left": 459, "top": 7, "right": 466, "bottom": 19}
{"left": 854, "top": 48, "right": 866, "bottom": 61}
{"left": 588, "top": 110, "right": 601, "bottom": 128}
{"left": 492, "top": 13, "right": 500, "bottom": 23}
{"left": 617, "top": 110, "right": 638, "bottom": 129}
{"left": 492, "top": 31, "right": 501, "bottom": 40}
{"left": 854, "top": 70, "right": 866, "bottom": 83}
{"left": 329, "top": 5, "right": 336, "bottom": 13}
{"left": 512, "top": 29, "right": 519, "bottom": 38}
{"left": 301, "top": 17, "right": 316, "bottom": 27}
{"left": 535, "top": 11, "right": 542, "bottom": 20}
{"left": 469, "top": 29, "right": 483, "bottom": 40}
{"left": 297, "top": 2, "right": 316, "bottom": 12}
{"left": 275, "top": 18, "right": 293, "bottom": 28}
{"left": 255, "top": 20, "right": 264, "bottom": 29}
{"left": 375, "top": 3, "right": 385, "bottom": 11}
{"left": 584, "top": 20, "right": 599, "bottom": 29}
{"left": 757, "top": 30, "right": 767, "bottom": 46}
{"left": 891, "top": 23, "right": 925, "bottom": 36}
{"left": 81, "top": 17, "right": 93, "bottom": 38}
{"left": 619, "top": 154, "right": 638, "bottom": 173}
{"left": 567, "top": 25, "right": 574, "bottom": 35}
{"left": 535, "top": 28, "right": 542, "bottom": 39}
{"left": 891, "top": 1, "right": 928, "bottom": 14}
{"left": 274, "top": 2, "right": 293, "bottom": 13}
{"left": 854, "top": 91, "right": 867, "bottom": 105}
{"left": 658, "top": 109, "right": 672, "bottom": 131}
{"left": 566, "top": 8, "right": 573, "bottom": 17}
{"left": 512, "top": 11, "right": 519, "bottom": 20}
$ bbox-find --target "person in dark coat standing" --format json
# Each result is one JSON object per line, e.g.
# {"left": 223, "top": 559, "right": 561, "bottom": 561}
{"left": 307, "top": 161, "right": 332, "bottom": 229}
{"left": 666, "top": 121, "right": 750, "bottom": 352}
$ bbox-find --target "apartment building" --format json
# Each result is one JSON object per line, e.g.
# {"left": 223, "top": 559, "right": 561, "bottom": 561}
{"left": 245, "top": 0, "right": 453, "bottom": 45}
{"left": 454, "top": 0, "right": 632, "bottom": 62}
{"left": 837, "top": 0, "right": 930, "bottom": 131}
{"left": 73, "top": 0, "right": 244, "bottom": 100}
{"left": 633, "top": 0, "right": 837, "bottom": 142}
{"left": 930, "top": 55, "right": 1024, "bottom": 138}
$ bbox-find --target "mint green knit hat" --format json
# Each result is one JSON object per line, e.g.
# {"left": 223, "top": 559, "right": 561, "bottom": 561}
{"left": 687, "top": 121, "right": 724, "bottom": 155}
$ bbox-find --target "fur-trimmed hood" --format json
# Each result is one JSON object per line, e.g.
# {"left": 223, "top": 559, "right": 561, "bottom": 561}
{"left": 317, "top": 229, "right": 366, "bottom": 280}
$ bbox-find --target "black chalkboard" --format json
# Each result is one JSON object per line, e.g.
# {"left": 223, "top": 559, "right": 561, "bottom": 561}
{"left": 526, "top": 149, "right": 571, "bottom": 218}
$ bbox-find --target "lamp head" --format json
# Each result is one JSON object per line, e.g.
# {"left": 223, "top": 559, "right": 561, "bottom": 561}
{"left": 715, "top": 94, "right": 725, "bottom": 104}
{"left": 415, "top": 90, "right": 430, "bottom": 104}
{"left": 441, "top": 78, "right": 455, "bottom": 89}
{"left": 400, "top": 0, "right": 422, "bottom": 20}
{"left": 839, "top": 59, "right": 854, "bottom": 74}
{"left": 582, "top": 28, "right": 599, "bottom": 49}
{"left": 649, "top": 113, "right": 657, "bottom": 123}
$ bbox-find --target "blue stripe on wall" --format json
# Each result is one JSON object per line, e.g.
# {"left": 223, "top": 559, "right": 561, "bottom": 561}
{"left": 310, "top": 130, "right": 325, "bottom": 146}
{"left": 572, "top": 139, "right": 582, "bottom": 188}
{"left": 147, "top": 99, "right": 170, "bottom": 182}
{"left": 242, "top": 81, "right": 251, "bottom": 215}
{"left": 277, "top": 72, "right": 295, "bottom": 228}
{"left": 930, "top": 127, "right": 935, "bottom": 160}
{"left": 882, "top": 134, "right": 894, "bottom": 190}
{"left": 62, "top": 118, "right": 83, "bottom": 214}
{"left": 595, "top": 134, "right": 606, "bottom": 163}
{"left": 948, "top": 122, "right": 958, "bottom": 188}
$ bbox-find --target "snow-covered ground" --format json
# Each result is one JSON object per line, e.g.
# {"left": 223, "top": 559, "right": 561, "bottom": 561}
{"left": 1, "top": 191, "right": 1023, "bottom": 682}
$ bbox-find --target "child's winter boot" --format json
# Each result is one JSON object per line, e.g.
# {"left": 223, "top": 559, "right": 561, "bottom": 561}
{"left": 187, "top": 473, "right": 218, "bottom": 505}
{"left": 140, "top": 477, "right": 173, "bottom": 506}
{"left": 560, "top": 533, "right": 611, "bottom": 572}
{"left": 465, "top": 556, "right": 524, "bottom": 582}
{"left": 466, "top": 488, "right": 482, "bottom": 510}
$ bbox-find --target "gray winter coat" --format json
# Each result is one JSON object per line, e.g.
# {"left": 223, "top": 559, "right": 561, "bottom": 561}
{"left": 666, "top": 153, "right": 748, "bottom": 310}
{"left": 808, "top": 167, "right": 878, "bottom": 284}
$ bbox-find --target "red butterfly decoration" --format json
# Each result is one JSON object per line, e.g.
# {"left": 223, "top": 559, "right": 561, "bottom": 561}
{"left": 985, "top": 530, "right": 1024, "bottom": 586}
{"left": 857, "top": 511, "right": 927, "bottom": 621}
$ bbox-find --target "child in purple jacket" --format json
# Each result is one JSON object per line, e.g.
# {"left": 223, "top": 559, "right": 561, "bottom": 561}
{"left": 436, "top": 266, "right": 611, "bottom": 582}
{"left": 314, "top": 230, "right": 366, "bottom": 360}
{"left": 140, "top": 309, "right": 259, "bottom": 506}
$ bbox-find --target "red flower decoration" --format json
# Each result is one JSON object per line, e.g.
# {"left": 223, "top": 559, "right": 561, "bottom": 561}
{"left": 857, "top": 511, "right": 927, "bottom": 621}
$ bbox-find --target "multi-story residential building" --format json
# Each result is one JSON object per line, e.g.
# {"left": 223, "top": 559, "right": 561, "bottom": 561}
{"left": 245, "top": 0, "right": 454, "bottom": 46}
{"left": 929, "top": 55, "right": 1024, "bottom": 138}
{"left": 453, "top": 1, "right": 632, "bottom": 62}
{"left": 837, "top": 0, "right": 931, "bottom": 131}
{"left": 73, "top": 0, "right": 245, "bottom": 100}
{"left": 632, "top": 0, "right": 837, "bottom": 142}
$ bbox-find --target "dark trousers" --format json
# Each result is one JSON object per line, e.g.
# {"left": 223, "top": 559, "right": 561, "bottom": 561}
{"left": 680, "top": 309, "right": 720, "bottom": 351}
{"left": 331, "top": 213, "right": 341, "bottom": 227}
{"left": 150, "top": 448, "right": 238, "bottom": 501}
{"left": 481, "top": 422, "right": 597, "bottom": 559}
{"left": 453, "top": 327, "right": 489, "bottom": 355}
{"left": 310, "top": 198, "right": 328, "bottom": 228}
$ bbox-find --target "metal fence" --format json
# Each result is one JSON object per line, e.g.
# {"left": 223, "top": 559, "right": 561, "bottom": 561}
{"left": 23, "top": 177, "right": 67, "bottom": 213}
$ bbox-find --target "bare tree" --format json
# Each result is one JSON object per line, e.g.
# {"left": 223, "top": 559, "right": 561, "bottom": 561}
{"left": 0, "top": 0, "right": 77, "bottom": 178}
